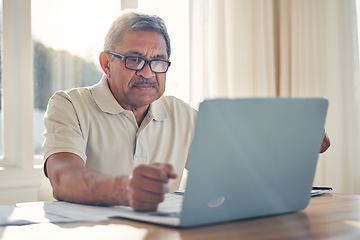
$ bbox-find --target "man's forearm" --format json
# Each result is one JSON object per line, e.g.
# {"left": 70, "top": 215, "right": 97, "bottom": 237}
{"left": 53, "top": 170, "right": 130, "bottom": 206}
{"left": 47, "top": 153, "right": 130, "bottom": 206}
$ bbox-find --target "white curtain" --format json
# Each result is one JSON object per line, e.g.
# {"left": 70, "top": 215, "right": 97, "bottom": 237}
{"left": 190, "top": 0, "right": 360, "bottom": 194}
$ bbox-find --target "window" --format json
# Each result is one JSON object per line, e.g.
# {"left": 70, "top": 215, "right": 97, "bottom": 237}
{"left": 31, "top": 0, "right": 121, "bottom": 156}
{"left": 0, "top": 0, "right": 34, "bottom": 168}
{"left": 0, "top": 0, "right": 44, "bottom": 205}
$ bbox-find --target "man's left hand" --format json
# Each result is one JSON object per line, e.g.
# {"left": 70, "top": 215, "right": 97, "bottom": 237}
{"left": 320, "top": 131, "right": 330, "bottom": 153}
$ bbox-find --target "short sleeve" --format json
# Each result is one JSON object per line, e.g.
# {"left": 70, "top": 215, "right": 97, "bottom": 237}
{"left": 43, "top": 91, "right": 88, "bottom": 164}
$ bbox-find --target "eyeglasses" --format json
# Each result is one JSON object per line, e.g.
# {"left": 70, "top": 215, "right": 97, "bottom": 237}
{"left": 108, "top": 51, "right": 171, "bottom": 73}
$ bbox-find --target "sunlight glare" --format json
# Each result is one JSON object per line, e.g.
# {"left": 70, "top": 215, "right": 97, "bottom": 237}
{"left": 31, "top": 0, "right": 121, "bottom": 64}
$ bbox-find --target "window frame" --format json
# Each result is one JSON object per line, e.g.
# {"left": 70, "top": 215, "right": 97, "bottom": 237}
{"left": 0, "top": 0, "right": 34, "bottom": 169}
{"left": 0, "top": 0, "right": 44, "bottom": 196}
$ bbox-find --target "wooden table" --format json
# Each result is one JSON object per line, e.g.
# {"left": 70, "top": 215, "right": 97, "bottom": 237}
{"left": 1, "top": 193, "right": 360, "bottom": 239}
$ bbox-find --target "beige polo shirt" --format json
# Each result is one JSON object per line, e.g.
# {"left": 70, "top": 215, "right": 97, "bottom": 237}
{"left": 43, "top": 75, "right": 197, "bottom": 191}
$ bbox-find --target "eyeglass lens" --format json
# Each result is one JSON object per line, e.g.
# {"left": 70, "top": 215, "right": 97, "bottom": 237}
{"left": 125, "top": 57, "right": 169, "bottom": 73}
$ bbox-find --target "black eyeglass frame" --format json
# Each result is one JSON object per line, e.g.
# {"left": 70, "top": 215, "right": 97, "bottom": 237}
{"left": 108, "top": 51, "right": 171, "bottom": 73}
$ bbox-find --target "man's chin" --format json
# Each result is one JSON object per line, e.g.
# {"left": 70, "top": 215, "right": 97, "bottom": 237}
{"left": 128, "top": 94, "right": 162, "bottom": 107}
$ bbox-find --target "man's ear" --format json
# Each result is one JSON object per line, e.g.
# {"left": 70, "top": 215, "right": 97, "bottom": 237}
{"left": 99, "top": 51, "right": 111, "bottom": 74}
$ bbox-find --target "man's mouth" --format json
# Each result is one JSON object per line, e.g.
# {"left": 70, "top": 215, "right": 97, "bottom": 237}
{"left": 130, "top": 78, "right": 158, "bottom": 89}
{"left": 133, "top": 83, "right": 154, "bottom": 88}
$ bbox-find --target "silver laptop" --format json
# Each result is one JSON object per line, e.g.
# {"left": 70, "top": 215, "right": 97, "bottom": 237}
{"left": 111, "top": 98, "right": 328, "bottom": 228}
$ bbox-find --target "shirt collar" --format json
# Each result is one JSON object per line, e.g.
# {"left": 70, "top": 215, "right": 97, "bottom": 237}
{"left": 90, "top": 75, "right": 125, "bottom": 114}
{"left": 149, "top": 96, "right": 167, "bottom": 121}
{"left": 90, "top": 75, "right": 167, "bottom": 121}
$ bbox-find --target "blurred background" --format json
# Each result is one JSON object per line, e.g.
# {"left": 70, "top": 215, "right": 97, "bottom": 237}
{"left": 0, "top": 0, "right": 359, "bottom": 204}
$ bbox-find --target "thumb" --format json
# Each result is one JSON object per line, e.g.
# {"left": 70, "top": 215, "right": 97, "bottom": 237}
{"left": 162, "top": 164, "right": 178, "bottom": 179}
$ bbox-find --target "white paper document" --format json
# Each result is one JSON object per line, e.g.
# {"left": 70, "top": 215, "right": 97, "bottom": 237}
{"left": 0, "top": 203, "right": 75, "bottom": 226}
{"left": 0, "top": 193, "right": 182, "bottom": 226}
{"left": 0, "top": 201, "right": 114, "bottom": 226}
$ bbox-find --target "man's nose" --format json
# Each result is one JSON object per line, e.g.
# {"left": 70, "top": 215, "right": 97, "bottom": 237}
{"left": 136, "top": 63, "right": 155, "bottom": 78}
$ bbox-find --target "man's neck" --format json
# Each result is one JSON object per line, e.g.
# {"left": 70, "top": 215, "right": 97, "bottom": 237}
{"left": 106, "top": 79, "right": 150, "bottom": 126}
{"left": 131, "top": 105, "right": 150, "bottom": 126}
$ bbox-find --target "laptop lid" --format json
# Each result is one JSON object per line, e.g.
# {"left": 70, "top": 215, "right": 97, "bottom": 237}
{"left": 179, "top": 98, "right": 328, "bottom": 227}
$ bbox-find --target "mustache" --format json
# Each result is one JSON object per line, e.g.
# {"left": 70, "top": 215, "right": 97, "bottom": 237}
{"left": 129, "top": 77, "right": 158, "bottom": 88}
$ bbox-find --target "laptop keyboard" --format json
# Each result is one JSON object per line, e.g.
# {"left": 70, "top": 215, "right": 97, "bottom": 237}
{"left": 150, "top": 193, "right": 183, "bottom": 217}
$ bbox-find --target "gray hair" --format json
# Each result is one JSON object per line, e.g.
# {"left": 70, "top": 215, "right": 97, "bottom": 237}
{"left": 104, "top": 10, "right": 171, "bottom": 58}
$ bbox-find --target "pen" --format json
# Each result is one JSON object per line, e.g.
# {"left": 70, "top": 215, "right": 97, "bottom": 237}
{"left": 312, "top": 186, "right": 333, "bottom": 190}
{"left": 173, "top": 190, "right": 185, "bottom": 195}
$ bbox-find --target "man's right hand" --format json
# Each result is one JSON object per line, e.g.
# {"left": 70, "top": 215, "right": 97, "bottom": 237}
{"left": 46, "top": 153, "right": 177, "bottom": 211}
{"left": 127, "top": 163, "right": 178, "bottom": 211}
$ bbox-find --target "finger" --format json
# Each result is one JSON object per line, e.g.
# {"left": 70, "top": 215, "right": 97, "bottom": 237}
{"left": 151, "top": 163, "right": 178, "bottom": 179}
{"left": 323, "top": 140, "right": 330, "bottom": 150}
{"left": 128, "top": 181, "right": 166, "bottom": 211}
{"left": 130, "top": 187, "right": 165, "bottom": 205}
{"left": 133, "top": 164, "right": 171, "bottom": 183}
{"left": 131, "top": 198, "right": 159, "bottom": 211}
{"left": 162, "top": 164, "right": 178, "bottom": 179}
{"left": 129, "top": 174, "right": 169, "bottom": 194}
{"left": 320, "top": 132, "right": 330, "bottom": 153}
{"left": 134, "top": 164, "right": 177, "bottom": 183}
{"left": 320, "top": 141, "right": 327, "bottom": 153}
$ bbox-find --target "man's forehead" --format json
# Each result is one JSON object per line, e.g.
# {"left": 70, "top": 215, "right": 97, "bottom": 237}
{"left": 124, "top": 51, "right": 167, "bottom": 59}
